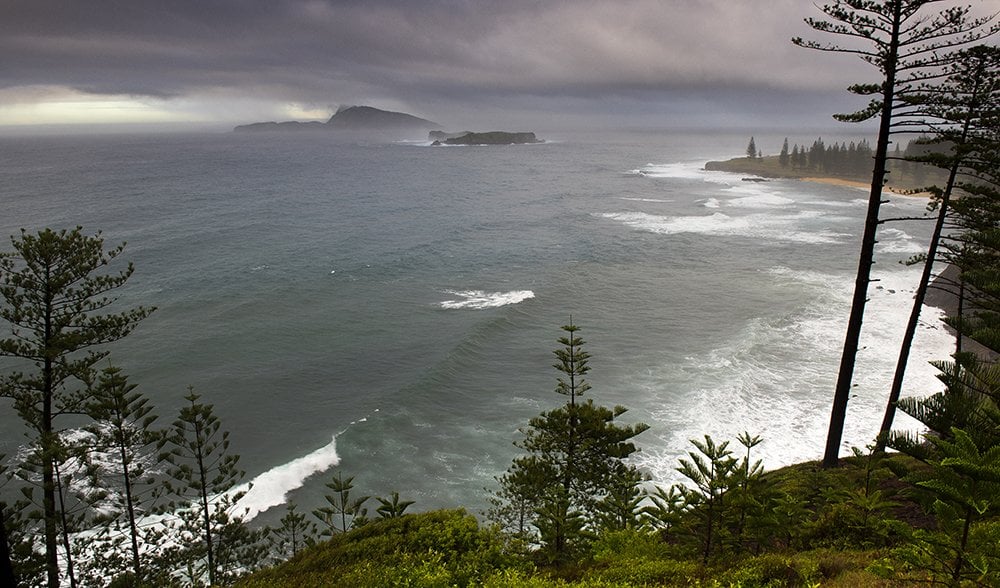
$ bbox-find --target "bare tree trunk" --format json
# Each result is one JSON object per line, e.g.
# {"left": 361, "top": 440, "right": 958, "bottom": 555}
{"left": 878, "top": 182, "right": 956, "bottom": 450}
{"left": 823, "top": 2, "right": 902, "bottom": 467}
{"left": 0, "top": 507, "right": 17, "bottom": 588}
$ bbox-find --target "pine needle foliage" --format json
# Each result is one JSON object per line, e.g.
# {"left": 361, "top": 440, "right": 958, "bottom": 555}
{"left": 0, "top": 227, "right": 153, "bottom": 586}
{"left": 159, "top": 390, "right": 251, "bottom": 586}
{"left": 492, "top": 322, "right": 648, "bottom": 562}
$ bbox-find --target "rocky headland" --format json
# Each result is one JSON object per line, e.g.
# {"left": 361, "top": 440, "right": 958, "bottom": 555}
{"left": 234, "top": 105, "right": 441, "bottom": 133}
{"left": 430, "top": 131, "right": 541, "bottom": 145}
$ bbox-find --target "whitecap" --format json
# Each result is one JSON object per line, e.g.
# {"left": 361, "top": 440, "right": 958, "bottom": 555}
{"left": 631, "top": 162, "right": 734, "bottom": 185}
{"left": 725, "top": 193, "right": 796, "bottom": 208}
{"left": 619, "top": 197, "right": 674, "bottom": 203}
{"left": 630, "top": 162, "right": 703, "bottom": 179}
{"left": 233, "top": 435, "right": 340, "bottom": 519}
{"left": 439, "top": 289, "right": 535, "bottom": 310}
{"left": 766, "top": 266, "right": 845, "bottom": 288}
{"left": 877, "top": 227, "right": 927, "bottom": 255}
{"left": 600, "top": 211, "right": 845, "bottom": 245}
{"left": 702, "top": 198, "right": 720, "bottom": 209}
{"left": 635, "top": 265, "right": 953, "bottom": 486}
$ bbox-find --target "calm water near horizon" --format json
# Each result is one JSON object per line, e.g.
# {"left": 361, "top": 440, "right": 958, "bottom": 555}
{"left": 0, "top": 129, "right": 954, "bottom": 523}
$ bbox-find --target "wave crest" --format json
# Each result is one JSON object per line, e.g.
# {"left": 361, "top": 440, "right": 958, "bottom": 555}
{"left": 234, "top": 435, "right": 340, "bottom": 519}
{"left": 440, "top": 290, "right": 535, "bottom": 310}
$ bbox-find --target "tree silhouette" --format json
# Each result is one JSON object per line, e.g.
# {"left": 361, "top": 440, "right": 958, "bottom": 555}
{"left": 160, "top": 390, "right": 247, "bottom": 586}
{"left": 492, "top": 322, "right": 648, "bottom": 560}
{"left": 879, "top": 45, "right": 1000, "bottom": 450}
{"left": 793, "top": 0, "right": 997, "bottom": 467}
{"left": 84, "top": 366, "right": 167, "bottom": 583}
{"left": 313, "top": 471, "right": 369, "bottom": 535}
{"left": 0, "top": 228, "right": 153, "bottom": 586}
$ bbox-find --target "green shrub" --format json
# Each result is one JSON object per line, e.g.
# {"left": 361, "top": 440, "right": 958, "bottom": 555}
{"left": 590, "top": 529, "right": 672, "bottom": 562}
{"left": 589, "top": 558, "right": 699, "bottom": 585}
{"left": 483, "top": 568, "right": 644, "bottom": 587}
{"left": 235, "top": 509, "right": 520, "bottom": 587}
{"left": 718, "top": 553, "right": 819, "bottom": 587}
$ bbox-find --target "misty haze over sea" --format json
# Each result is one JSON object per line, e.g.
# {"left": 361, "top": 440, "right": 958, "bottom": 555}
{"left": 0, "top": 130, "right": 952, "bottom": 522}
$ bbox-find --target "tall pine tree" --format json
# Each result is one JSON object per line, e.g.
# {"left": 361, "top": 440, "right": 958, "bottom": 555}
{"left": 794, "top": 0, "right": 997, "bottom": 467}
{"left": 492, "top": 322, "right": 648, "bottom": 560}
{"left": 159, "top": 390, "right": 249, "bottom": 586}
{"left": 0, "top": 228, "right": 153, "bottom": 586}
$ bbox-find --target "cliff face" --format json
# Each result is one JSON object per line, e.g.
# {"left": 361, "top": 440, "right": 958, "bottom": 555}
{"left": 234, "top": 106, "right": 440, "bottom": 133}
{"left": 326, "top": 106, "right": 440, "bottom": 130}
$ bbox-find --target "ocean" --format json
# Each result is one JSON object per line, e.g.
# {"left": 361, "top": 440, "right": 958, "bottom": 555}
{"left": 0, "top": 129, "right": 954, "bottom": 524}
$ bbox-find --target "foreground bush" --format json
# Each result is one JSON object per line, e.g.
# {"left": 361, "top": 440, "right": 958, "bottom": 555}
{"left": 235, "top": 509, "right": 521, "bottom": 587}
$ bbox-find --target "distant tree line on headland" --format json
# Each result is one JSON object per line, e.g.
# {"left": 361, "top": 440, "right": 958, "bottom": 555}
{"left": 777, "top": 137, "right": 875, "bottom": 175}
{"left": 751, "top": 135, "right": 943, "bottom": 186}
{"left": 716, "top": 135, "right": 947, "bottom": 190}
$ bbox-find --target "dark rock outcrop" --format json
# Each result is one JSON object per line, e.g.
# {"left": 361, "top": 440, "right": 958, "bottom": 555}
{"left": 429, "top": 130, "right": 470, "bottom": 141}
{"left": 233, "top": 121, "right": 326, "bottom": 132}
{"left": 433, "top": 131, "right": 541, "bottom": 145}
{"left": 325, "top": 105, "right": 441, "bottom": 130}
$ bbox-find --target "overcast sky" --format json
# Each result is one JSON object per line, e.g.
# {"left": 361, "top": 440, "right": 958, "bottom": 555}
{"left": 1, "top": 0, "right": 995, "bottom": 132}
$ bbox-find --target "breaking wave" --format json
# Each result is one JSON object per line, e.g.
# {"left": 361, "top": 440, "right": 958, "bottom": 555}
{"left": 234, "top": 435, "right": 341, "bottom": 519}
{"left": 439, "top": 289, "right": 535, "bottom": 310}
{"left": 634, "top": 265, "right": 953, "bottom": 485}
{"left": 600, "top": 211, "right": 846, "bottom": 244}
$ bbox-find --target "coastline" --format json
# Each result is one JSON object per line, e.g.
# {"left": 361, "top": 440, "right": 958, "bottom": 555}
{"left": 924, "top": 264, "right": 997, "bottom": 360}
{"left": 703, "top": 157, "right": 935, "bottom": 196}
{"left": 800, "top": 176, "right": 932, "bottom": 198}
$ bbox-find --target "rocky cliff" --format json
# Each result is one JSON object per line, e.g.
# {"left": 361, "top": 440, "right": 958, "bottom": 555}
{"left": 234, "top": 106, "right": 440, "bottom": 133}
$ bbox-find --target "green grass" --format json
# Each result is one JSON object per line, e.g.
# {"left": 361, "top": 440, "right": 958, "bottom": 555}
{"left": 234, "top": 454, "right": 967, "bottom": 587}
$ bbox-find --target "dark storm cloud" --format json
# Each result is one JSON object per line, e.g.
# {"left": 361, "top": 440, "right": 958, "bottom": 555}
{"left": 0, "top": 0, "right": 914, "bottom": 126}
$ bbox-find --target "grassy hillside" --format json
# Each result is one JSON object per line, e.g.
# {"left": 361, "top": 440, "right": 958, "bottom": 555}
{"left": 235, "top": 453, "right": 990, "bottom": 587}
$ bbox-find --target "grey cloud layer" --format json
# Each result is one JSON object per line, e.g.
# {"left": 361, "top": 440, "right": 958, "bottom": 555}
{"left": 2, "top": 0, "right": 867, "bottom": 106}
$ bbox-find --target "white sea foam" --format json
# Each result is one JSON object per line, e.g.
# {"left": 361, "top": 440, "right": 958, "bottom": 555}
{"left": 619, "top": 197, "right": 674, "bottom": 203}
{"left": 635, "top": 265, "right": 954, "bottom": 485}
{"left": 41, "top": 426, "right": 323, "bottom": 577}
{"left": 439, "top": 289, "right": 535, "bottom": 310}
{"left": 702, "top": 198, "right": 721, "bottom": 209}
{"left": 725, "top": 193, "right": 796, "bottom": 208}
{"left": 630, "top": 162, "right": 703, "bottom": 180}
{"left": 601, "top": 211, "right": 845, "bottom": 244}
{"left": 632, "top": 162, "right": 734, "bottom": 185}
{"left": 812, "top": 200, "right": 858, "bottom": 208}
{"left": 234, "top": 435, "right": 340, "bottom": 519}
{"left": 877, "top": 227, "right": 926, "bottom": 255}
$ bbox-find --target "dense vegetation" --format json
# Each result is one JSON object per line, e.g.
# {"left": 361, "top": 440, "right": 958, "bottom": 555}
{"left": 705, "top": 137, "right": 948, "bottom": 193}
{"left": 1, "top": 1, "right": 998, "bottom": 587}
{"left": 232, "top": 452, "right": 996, "bottom": 587}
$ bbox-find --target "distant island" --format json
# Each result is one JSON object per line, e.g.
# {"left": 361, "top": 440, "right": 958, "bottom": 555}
{"left": 234, "top": 105, "right": 441, "bottom": 133}
{"left": 430, "top": 131, "right": 541, "bottom": 145}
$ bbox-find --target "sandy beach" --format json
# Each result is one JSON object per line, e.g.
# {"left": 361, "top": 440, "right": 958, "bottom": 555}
{"left": 801, "top": 176, "right": 932, "bottom": 198}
